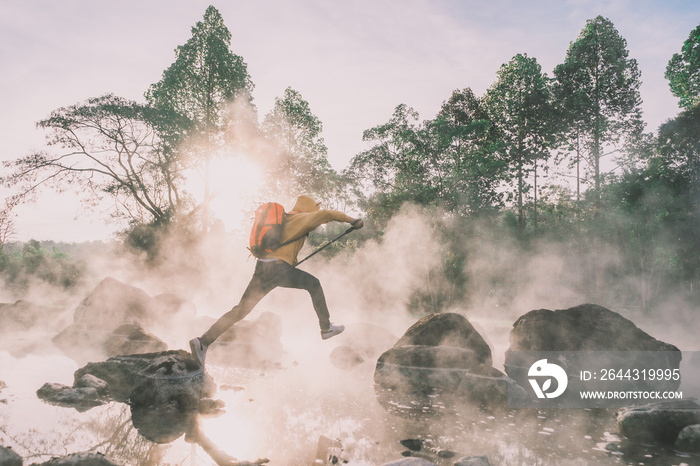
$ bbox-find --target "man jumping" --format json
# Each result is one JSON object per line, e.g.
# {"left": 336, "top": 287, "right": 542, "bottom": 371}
{"left": 189, "top": 195, "right": 363, "bottom": 368}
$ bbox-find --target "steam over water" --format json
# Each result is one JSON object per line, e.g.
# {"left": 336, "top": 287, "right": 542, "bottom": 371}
{"left": 1, "top": 209, "right": 699, "bottom": 464}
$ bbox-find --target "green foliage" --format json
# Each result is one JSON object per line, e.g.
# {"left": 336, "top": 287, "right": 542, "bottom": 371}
{"left": 347, "top": 92, "right": 503, "bottom": 228}
{"left": 657, "top": 104, "right": 700, "bottom": 195}
{"left": 553, "top": 15, "right": 644, "bottom": 199}
{"left": 666, "top": 24, "right": 700, "bottom": 110}
{"left": 146, "top": 6, "right": 256, "bottom": 234}
{"left": 261, "top": 87, "right": 341, "bottom": 202}
{"left": 484, "top": 53, "right": 556, "bottom": 231}
{"left": 0, "top": 240, "right": 86, "bottom": 293}
{"left": 146, "top": 5, "right": 254, "bottom": 137}
{"left": 430, "top": 88, "right": 505, "bottom": 215}
{"left": 1, "top": 94, "right": 194, "bottom": 225}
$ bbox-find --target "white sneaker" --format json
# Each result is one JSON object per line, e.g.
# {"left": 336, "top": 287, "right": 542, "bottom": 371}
{"left": 189, "top": 337, "right": 208, "bottom": 368}
{"left": 321, "top": 323, "right": 345, "bottom": 340}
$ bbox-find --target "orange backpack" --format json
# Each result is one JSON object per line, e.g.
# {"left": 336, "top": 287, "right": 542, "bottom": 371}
{"left": 249, "top": 202, "right": 287, "bottom": 258}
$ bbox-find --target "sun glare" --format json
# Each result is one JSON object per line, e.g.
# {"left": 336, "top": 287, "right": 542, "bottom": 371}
{"left": 186, "top": 154, "right": 264, "bottom": 233}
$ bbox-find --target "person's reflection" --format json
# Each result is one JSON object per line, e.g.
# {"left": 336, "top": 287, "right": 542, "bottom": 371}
{"left": 131, "top": 404, "right": 269, "bottom": 465}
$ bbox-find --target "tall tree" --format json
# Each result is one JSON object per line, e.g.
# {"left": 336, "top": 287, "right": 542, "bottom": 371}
{"left": 146, "top": 5, "right": 255, "bottom": 232}
{"left": 655, "top": 105, "right": 700, "bottom": 291}
{"left": 429, "top": 88, "right": 503, "bottom": 215}
{"left": 553, "top": 16, "right": 644, "bottom": 205}
{"left": 666, "top": 24, "right": 700, "bottom": 110}
{"left": 484, "top": 53, "right": 555, "bottom": 232}
{"left": 347, "top": 104, "right": 432, "bottom": 223}
{"left": 261, "top": 87, "right": 338, "bottom": 203}
{"left": 0, "top": 94, "right": 192, "bottom": 227}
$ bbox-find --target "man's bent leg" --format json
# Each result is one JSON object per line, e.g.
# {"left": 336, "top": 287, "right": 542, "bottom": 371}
{"left": 199, "top": 261, "right": 277, "bottom": 346}
{"left": 277, "top": 267, "right": 332, "bottom": 330}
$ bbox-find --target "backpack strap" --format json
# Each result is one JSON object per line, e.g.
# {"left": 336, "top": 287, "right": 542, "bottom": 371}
{"left": 274, "top": 211, "right": 308, "bottom": 249}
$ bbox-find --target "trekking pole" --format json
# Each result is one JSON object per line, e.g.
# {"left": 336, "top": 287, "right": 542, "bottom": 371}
{"left": 293, "top": 224, "right": 358, "bottom": 268}
{"left": 262, "top": 221, "right": 362, "bottom": 285}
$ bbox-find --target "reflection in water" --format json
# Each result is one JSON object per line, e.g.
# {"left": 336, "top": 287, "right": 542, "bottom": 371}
{"left": 131, "top": 403, "right": 269, "bottom": 465}
{"left": 2, "top": 348, "right": 700, "bottom": 464}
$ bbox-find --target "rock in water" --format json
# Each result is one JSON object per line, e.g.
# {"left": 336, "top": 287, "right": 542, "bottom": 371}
{"left": 53, "top": 277, "right": 195, "bottom": 363}
{"left": 36, "top": 383, "right": 104, "bottom": 411}
{"left": 504, "top": 303, "right": 682, "bottom": 393}
{"left": 454, "top": 456, "right": 491, "bottom": 466}
{"left": 34, "top": 451, "right": 120, "bottom": 465}
{"left": 374, "top": 312, "right": 523, "bottom": 413}
{"left": 675, "top": 423, "right": 700, "bottom": 452}
{"left": 395, "top": 313, "right": 492, "bottom": 366}
{"left": 507, "top": 304, "right": 679, "bottom": 352}
{"left": 330, "top": 346, "right": 365, "bottom": 370}
{"left": 0, "top": 445, "right": 23, "bottom": 466}
{"left": 74, "top": 350, "right": 215, "bottom": 410}
{"left": 617, "top": 399, "right": 700, "bottom": 444}
{"left": 381, "top": 459, "right": 438, "bottom": 466}
{"left": 329, "top": 322, "right": 398, "bottom": 370}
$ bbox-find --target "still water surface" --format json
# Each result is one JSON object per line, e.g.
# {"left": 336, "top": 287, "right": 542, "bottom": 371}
{"left": 1, "top": 339, "right": 698, "bottom": 465}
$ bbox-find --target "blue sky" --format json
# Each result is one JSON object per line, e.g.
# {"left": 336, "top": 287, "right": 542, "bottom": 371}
{"left": 1, "top": 0, "right": 699, "bottom": 241}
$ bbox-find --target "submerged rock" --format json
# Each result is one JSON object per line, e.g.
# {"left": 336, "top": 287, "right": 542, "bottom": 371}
{"left": 675, "top": 423, "right": 700, "bottom": 452}
{"left": 34, "top": 451, "right": 120, "bottom": 465}
{"left": 0, "top": 445, "right": 22, "bottom": 466}
{"left": 381, "top": 458, "right": 437, "bottom": 466}
{"left": 454, "top": 456, "right": 491, "bottom": 466}
{"left": 400, "top": 438, "right": 425, "bottom": 452}
{"left": 617, "top": 399, "right": 700, "bottom": 444}
{"left": 330, "top": 346, "right": 365, "bottom": 370}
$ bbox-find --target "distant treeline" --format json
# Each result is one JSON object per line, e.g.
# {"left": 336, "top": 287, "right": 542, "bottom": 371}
{"left": 0, "top": 240, "right": 92, "bottom": 293}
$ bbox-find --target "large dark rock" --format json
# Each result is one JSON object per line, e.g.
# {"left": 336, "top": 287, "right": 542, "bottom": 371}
{"left": 376, "top": 345, "right": 486, "bottom": 393}
{"left": 675, "top": 424, "right": 700, "bottom": 452}
{"left": 504, "top": 304, "right": 682, "bottom": 393}
{"left": 507, "top": 304, "right": 679, "bottom": 352}
{"left": 617, "top": 399, "right": 700, "bottom": 444}
{"left": 395, "top": 313, "right": 492, "bottom": 366}
{"left": 374, "top": 312, "right": 517, "bottom": 414}
{"left": 0, "top": 445, "right": 22, "bottom": 466}
{"left": 52, "top": 277, "right": 195, "bottom": 363}
{"left": 66, "top": 350, "right": 215, "bottom": 411}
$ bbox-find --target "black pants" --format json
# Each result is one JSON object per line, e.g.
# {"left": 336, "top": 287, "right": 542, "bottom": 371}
{"left": 199, "top": 260, "right": 331, "bottom": 346}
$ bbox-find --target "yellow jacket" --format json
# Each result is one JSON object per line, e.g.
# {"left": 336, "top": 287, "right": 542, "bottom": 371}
{"left": 265, "top": 195, "right": 354, "bottom": 265}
